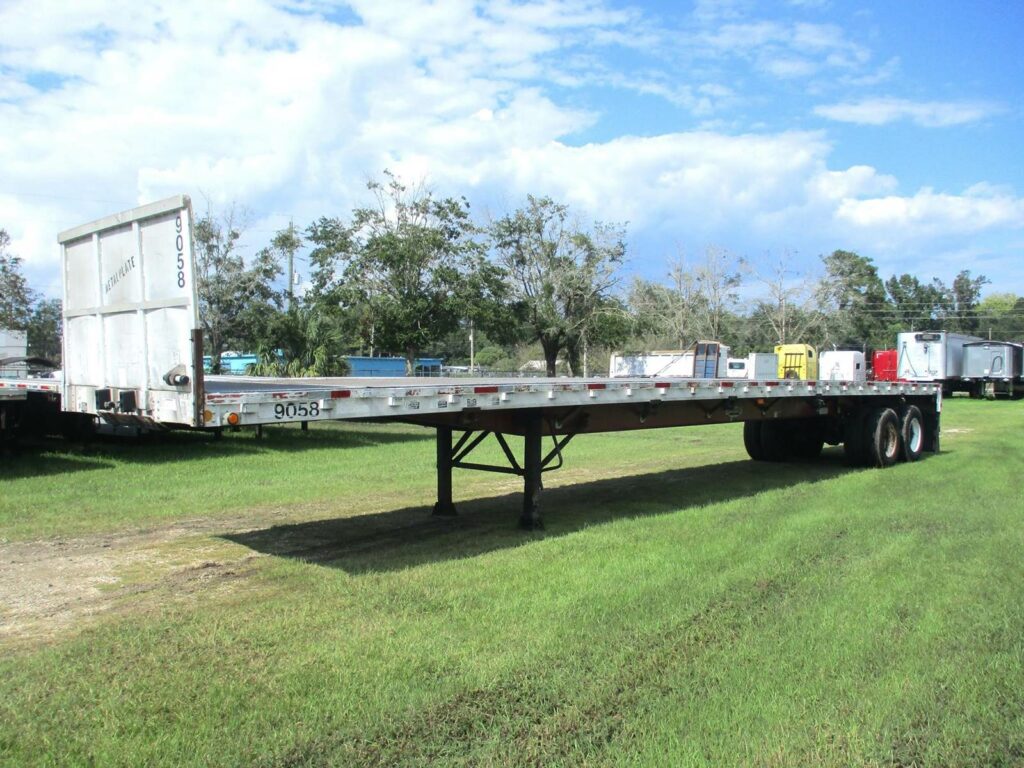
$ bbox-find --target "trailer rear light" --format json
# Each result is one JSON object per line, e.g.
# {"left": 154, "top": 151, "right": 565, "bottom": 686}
{"left": 330, "top": 390, "right": 351, "bottom": 399}
{"left": 654, "top": 382, "right": 671, "bottom": 388}
{"left": 226, "top": 412, "right": 240, "bottom": 425}
{"left": 586, "top": 383, "right": 606, "bottom": 390}
{"left": 203, "top": 409, "right": 213, "bottom": 423}
{"left": 474, "top": 385, "right": 499, "bottom": 394}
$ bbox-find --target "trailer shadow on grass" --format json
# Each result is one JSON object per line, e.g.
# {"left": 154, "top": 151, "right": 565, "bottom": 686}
{"left": 0, "top": 422, "right": 432, "bottom": 477}
{"left": 0, "top": 449, "right": 116, "bottom": 479}
{"left": 224, "top": 449, "right": 863, "bottom": 575}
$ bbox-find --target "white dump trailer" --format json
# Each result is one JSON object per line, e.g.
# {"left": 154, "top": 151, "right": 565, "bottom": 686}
{"left": 1, "top": 197, "right": 943, "bottom": 528}
{"left": 961, "top": 341, "right": 1024, "bottom": 399}
{"left": 896, "top": 331, "right": 983, "bottom": 395}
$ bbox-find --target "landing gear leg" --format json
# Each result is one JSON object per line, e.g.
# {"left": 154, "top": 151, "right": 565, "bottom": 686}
{"left": 520, "top": 413, "right": 544, "bottom": 530}
{"left": 432, "top": 425, "right": 457, "bottom": 517}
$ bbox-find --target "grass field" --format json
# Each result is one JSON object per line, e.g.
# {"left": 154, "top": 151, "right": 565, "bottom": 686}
{"left": 1, "top": 398, "right": 1023, "bottom": 766}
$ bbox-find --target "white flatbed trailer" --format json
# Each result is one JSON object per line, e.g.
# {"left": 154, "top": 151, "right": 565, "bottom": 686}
{"left": 0, "top": 197, "right": 942, "bottom": 528}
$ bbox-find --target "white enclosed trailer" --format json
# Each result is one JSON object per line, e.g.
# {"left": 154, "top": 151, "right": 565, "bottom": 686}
{"left": 1, "top": 197, "right": 943, "bottom": 528}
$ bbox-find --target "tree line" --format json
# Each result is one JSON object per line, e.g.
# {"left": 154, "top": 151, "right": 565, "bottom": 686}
{"left": 3, "top": 173, "right": 1024, "bottom": 376}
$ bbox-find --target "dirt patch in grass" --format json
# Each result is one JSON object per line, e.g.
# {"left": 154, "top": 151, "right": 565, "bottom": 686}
{"left": 0, "top": 511, "right": 299, "bottom": 649}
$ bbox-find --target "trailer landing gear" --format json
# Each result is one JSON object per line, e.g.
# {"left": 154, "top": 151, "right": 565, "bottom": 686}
{"left": 431, "top": 412, "right": 575, "bottom": 530}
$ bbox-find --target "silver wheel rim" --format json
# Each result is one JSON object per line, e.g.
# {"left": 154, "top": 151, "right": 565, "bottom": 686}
{"left": 907, "top": 417, "right": 923, "bottom": 453}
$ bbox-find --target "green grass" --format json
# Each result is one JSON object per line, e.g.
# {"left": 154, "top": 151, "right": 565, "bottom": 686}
{"left": 2, "top": 399, "right": 1023, "bottom": 766}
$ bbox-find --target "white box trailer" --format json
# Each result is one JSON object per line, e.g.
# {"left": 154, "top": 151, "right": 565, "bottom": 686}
{"left": 1, "top": 197, "right": 944, "bottom": 528}
{"left": 896, "top": 331, "right": 983, "bottom": 395}
{"left": 819, "top": 351, "right": 866, "bottom": 383}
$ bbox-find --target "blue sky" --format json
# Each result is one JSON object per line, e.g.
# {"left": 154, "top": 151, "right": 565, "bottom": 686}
{"left": 1, "top": 0, "right": 1022, "bottom": 302}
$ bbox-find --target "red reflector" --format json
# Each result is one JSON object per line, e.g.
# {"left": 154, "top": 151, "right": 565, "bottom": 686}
{"left": 586, "top": 382, "right": 606, "bottom": 390}
{"left": 654, "top": 382, "right": 671, "bottom": 388}
{"left": 766, "top": 381, "right": 779, "bottom": 386}
{"left": 330, "top": 390, "right": 351, "bottom": 398}
{"left": 720, "top": 381, "right": 734, "bottom": 388}
{"left": 474, "top": 385, "right": 499, "bottom": 394}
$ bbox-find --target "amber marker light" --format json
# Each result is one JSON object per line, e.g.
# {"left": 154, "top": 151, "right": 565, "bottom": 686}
{"left": 226, "top": 412, "right": 240, "bottom": 425}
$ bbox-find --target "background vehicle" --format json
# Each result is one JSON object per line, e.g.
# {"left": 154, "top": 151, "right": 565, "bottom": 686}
{"left": 819, "top": 351, "right": 866, "bottom": 383}
{"left": 775, "top": 344, "right": 817, "bottom": 380}
{"left": 961, "top": 341, "right": 1024, "bottom": 399}
{"left": 896, "top": 331, "right": 982, "bottom": 395}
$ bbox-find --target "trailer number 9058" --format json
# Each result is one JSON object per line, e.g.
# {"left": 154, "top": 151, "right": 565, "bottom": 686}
{"left": 273, "top": 402, "right": 320, "bottom": 420}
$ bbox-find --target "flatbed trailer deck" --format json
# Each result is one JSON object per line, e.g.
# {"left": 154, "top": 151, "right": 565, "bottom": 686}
{"left": 1, "top": 196, "right": 943, "bottom": 529}
{"left": 197, "top": 373, "right": 941, "bottom": 528}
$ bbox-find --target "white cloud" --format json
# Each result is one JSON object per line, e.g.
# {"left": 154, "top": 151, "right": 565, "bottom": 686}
{"left": 836, "top": 186, "right": 1024, "bottom": 236}
{"left": 0, "top": 0, "right": 1021, "bottom": 297}
{"left": 814, "top": 97, "right": 1000, "bottom": 127}
{"left": 698, "top": 20, "right": 869, "bottom": 79}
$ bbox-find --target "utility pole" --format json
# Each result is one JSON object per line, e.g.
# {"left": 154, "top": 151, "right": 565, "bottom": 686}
{"left": 469, "top": 319, "right": 475, "bottom": 373}
{"left": 272, "top": 221, "right": 301, "bottom": 312}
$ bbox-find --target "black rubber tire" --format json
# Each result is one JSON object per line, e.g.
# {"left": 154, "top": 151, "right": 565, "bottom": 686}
{"left": 843, "top": 410, "right": 867, "bottom": 466}
{"left": 788, "top": 418, "right": 825, "bottom": 460}
{"left": 864, "top": 407, "right": 900, "bottom": 468}
{"left": 743, "top": 421, "right": 766, "bottom": 461}
{"left": 898, "top": 405, "right": 924, "bottom": 462}
{"left": 759, "top": 420, "right": 790, "bottom": 462}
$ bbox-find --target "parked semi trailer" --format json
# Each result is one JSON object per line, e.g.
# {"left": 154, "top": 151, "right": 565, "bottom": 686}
{"left": 0, "top": 196, "right": 942, "bottom": 527}
{"left": 897, "top": 331, "right": 983, "bottom": 395}
{"left": 961, "top": 341, "right": 1024, "bottom": 399}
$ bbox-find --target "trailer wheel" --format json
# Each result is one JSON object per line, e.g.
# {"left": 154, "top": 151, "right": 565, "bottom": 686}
{"left": 843, "top": 410, "right": 867, "bottom": 466}
{"left": 743, "top": 421, "right": 766, "bottom": 461}
{"left": 759, "top": 420, "right": 790, "bottom": 462}
{"left": 864, "top": 407, "right": 900, "bottom": 468}
{"left": 898, "top": 405, "right": 924, "bottom": 462}
{"left": 788, "top": 419, "right": 825, "bottom": 460}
